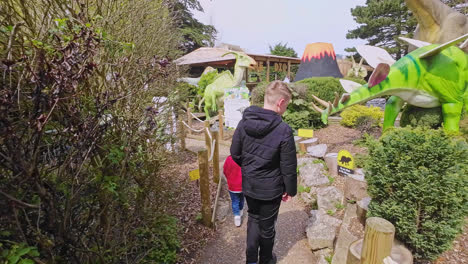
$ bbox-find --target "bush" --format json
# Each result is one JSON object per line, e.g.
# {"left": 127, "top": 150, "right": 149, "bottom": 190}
{"left": 197, "top": 70, "right": 218, "bottom": 96}
{"left": 340, "top": 105, "right": 384, "bottom": 128}
{"left": 400, "top": 105, "right": 443, "bottom": 129}
{"left": 364, "top": 128, "right": 468, "bottom": 260}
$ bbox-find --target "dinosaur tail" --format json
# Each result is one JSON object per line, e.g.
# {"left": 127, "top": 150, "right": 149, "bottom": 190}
{"left": 198, "top": 97, "right": 205, "bottom": 112}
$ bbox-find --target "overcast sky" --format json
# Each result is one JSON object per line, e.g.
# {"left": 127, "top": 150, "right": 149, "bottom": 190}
{"left": 193, "top": 0, "right": 368, "bottom": 57}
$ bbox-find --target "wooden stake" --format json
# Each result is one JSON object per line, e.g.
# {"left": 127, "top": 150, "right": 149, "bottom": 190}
{"left": 187, "top": 107, "right": 192, "bottom": 135}
{"left": 212, "top": 131, "right": 220, "bottom": 184}
{"left": 361, "top": 217, "right": 395, "bottom": 264}
{"left": 218, "top": 110, "right": 224, "bottom": 140}
{"left": 266, "top": 58, "right": 270, "bottom": 82}
{"left": 198, "top": 150, "right": 212, "bottom": 227}
{"left": 204, "top": 120, "right": 211, "bottom": 161}
{"left": 178, "top": 114, "right": 185, "bottom": 150}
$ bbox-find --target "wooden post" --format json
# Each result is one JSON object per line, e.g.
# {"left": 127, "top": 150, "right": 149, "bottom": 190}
{"left": 204, "top": 121, "right": 211, "bottom": 162}
{"left": 287, "top": 61, "right": 291, "bottom": 79}
{"left": 266, "top": 58, "right": 270, "bottom": 82}
{"left": 198, "top": 150, "right": 212, "bottom": 227}
{"left": 361, "top": 217, "right": 395, "bottom": 264}
{"left": 187, "top": 107, "right": 192, "bottom": 135}
{"left": 218, "top": 110, "right": 224, "bottom": 140}
{"left": 212, "top": 131, "right": 220, "bottom": 184}
{"left": 178, "top": 114, "right": 185, "bottom": 150}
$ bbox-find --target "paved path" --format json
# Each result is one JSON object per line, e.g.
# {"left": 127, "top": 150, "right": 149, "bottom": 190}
{"left": 186, "top": 138, "right": 317, "bottom": 264}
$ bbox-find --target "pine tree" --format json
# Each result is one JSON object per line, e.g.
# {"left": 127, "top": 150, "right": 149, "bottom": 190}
{"left": 346, "top": 0, "right": 417, "bottom": 59}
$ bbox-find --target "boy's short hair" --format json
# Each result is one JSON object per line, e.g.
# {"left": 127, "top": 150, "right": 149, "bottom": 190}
{"left": 264, "top": 80, "right": 292, "bottom": 105}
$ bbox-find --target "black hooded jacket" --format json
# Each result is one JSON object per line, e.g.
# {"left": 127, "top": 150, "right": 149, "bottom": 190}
{"left": 230, "top": 106, "right": 297, "bottom": 200}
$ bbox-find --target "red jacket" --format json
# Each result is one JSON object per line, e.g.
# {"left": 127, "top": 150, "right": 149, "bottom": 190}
{"left": 223, "top": 155, "right": 242, "bottom": 192}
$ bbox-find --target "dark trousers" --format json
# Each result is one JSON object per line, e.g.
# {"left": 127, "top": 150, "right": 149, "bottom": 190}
{"left": 245, "top": 195, "right": 282, "bottom": 264}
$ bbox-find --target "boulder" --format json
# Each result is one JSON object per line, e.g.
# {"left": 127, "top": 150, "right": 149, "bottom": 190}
{"left": 344, "top": 173, "right": 368, "bottom": 201}
{"left": 297, "top": 157, "right": 316, "bottom": 167}
{"left": 306, "top": 210, "right": 342, "bottom": 250}
{"left": 299, "top": 163, "right": 329, "bottom": 187}
{"left": 324, "top": 153, "right": 338, "bottom": 177}
{"left": 307, "top": 144, "right": 328, "bottom": 158}
{"left": 331, "top": 205, "right": 358, "bottom": 264}
{"left": 314, "top": 248, "right": 333, "bottom": 264}
{"left": 299, "top": 138, "right": 319, "bottom": 152}
{"left": 301, "top": 191, "right": 316, "bottom": 205}
{"left": 317, "top": 186, "right": 344, "bottom": 212}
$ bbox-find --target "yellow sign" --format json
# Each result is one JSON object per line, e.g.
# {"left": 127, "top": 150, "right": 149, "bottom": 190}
{"left": 298, "top": 129, "right": 314, "bottom": 138}
{"left": 337, "top": 150, "right": 354, "bottom": 175}
{"left": 189, "top": 169, "right": 200, "bottom": 181}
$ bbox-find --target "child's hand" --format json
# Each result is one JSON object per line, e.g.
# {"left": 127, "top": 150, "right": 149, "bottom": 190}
{"left": 282, "top": 193, "right": 291, "bottom": 202}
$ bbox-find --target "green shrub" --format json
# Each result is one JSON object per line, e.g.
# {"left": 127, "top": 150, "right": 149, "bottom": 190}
{"left": 250, "top": 81, "right": 268, "bottom": 106}
{"left": 400, "top": 105, "right": 443, "bottom": 129}
{"left": 197, "top": 70, "right": 218, "bottom": 96}
{"left": 340, "top": 105, "right": 384, "bottom": 128}
{"left": 135, "top": 215, "right": 180, "bottom": 264}
{"left": 364, "top": 128, "right": 468, "bottom": 261}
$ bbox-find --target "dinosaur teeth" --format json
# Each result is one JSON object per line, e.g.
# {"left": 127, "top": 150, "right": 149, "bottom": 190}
{"left": 333, "top": 92, "right": 339, "bottom": 108}
{"left": 312, "top": 94, "right": 329, "bottom": 108}
{"left": 340, "top": 93, "right": 350, "bottom": 103}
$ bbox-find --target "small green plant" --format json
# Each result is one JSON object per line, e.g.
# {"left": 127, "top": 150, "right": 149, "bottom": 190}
{"left": 347, "top": 199, "right": 356, "bottom": 204}
{"left": 335, "top": 203, "right": 345, "bottom": 210}
{"left": 195, "top": 213, "right": 203, "bottom": 222}
{"left": 298, "top": 185, "right": 311, "bottom": 194}
{"left": 325, "top": 255, "right": 333, "bottom": 264}
{"left": 312, "top": 159, "right": 328, "bottom": 170}
{"left": 328, "top": 175, "right": 335, "bottom": 185}
{"left": 326, "top": 210, "right": 335, "bottom": 216}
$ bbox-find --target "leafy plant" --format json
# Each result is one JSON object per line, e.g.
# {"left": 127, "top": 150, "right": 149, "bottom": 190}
{"left": 364, "top": 127, "right": 468, "bottom": 261}
{"left": 197, "top": 70, "right": 218, "bottom": 96}
{"left": 0, "top": 242, "right": 40, "bottom": 264}
{"left": 400, "top": 105, "right": 444, "bottom": 129}
{"left": 325, "top": 254, "right": 333, "bottom": 264}
{"left": 335, "top": 203, "right": 345, "bottom": 210}
{"left": 340, "top": 105, "right": 384, "bottom": 128}
{"left": 328, "top": 175, "right": 335, "bottom": 185}
{"left": 326, "top": 210, "right": 335, "bottom": 216}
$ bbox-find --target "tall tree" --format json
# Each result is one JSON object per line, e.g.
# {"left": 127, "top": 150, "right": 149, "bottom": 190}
{"left": 346, "top": 0, "right": 417, "bottom": 59}
{"left": 269, "top": 42, "right": 298, "bottom": 58}
{"left": 170, "top": 0, "right": 217, "bottom": 53}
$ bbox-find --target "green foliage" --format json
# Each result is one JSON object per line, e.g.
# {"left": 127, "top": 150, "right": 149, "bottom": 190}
{"left": 269, "top": 42, "right": 298, "bottom": 58}
{"left": 328, "top": 175, "right": 335, "bottom": 185}
{"left": 340, "top": 105, "right": 384, "bottom": 128}
{"left": 197, "top": 70, "right": 218, "bottom": 96}
{"left": 346, "top": 0, "right": 417, "bottom": 59}
{"left": 298, "top": 185, "right": 311, "bottom": 194}
{"left": 326, "top": 210, "right": 335, "bottom": 216}
{"left": 335, "top": 203, "right": 345, "bottom": 210}
{"left": 325, "top": 255, "right": 333, "bottom": 264}
{"left": 0, "top": 242, "right": 39, "bottom": 264}
{"left": 173, "top": 1, "right": 217, "bottom": 52}
{"left": 135, "top": 215, "right": 180, "bottom": 264}
{"left": 400, "top": 105, "right": 443, "bottom": 129}
{"left": 364, "top": 128, "right": 468, "bottom": 260}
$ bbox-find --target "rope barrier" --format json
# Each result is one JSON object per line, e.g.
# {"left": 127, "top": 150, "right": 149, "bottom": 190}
{"left": 191, "top": 112, "right": 204, "bottom": 122}
{"left": 181, "top": 121, "right": 204, "bottom": 133}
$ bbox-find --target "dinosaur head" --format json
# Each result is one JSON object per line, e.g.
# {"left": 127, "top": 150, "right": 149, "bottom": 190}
{"left": 222, "top": 52, "right": 257, "bottom": 69}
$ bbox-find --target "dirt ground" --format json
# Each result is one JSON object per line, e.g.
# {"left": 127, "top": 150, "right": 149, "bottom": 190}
{"left": 165, "top": 122, "right": 467, "bottom": 264}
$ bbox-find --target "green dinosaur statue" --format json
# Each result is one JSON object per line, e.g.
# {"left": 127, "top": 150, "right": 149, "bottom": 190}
{"left": 311, "top": 34, "right": 468, "bottom": 132}
{"left": 200, "top": 51, "right": 256, "bottom": 119}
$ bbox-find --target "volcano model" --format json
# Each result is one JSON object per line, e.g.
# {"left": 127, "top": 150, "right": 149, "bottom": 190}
{"left": 295, "top": 43, "right": 343, "bottom": 81}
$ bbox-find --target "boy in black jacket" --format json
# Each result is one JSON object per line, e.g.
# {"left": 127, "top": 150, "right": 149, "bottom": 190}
{"left": 230, "top": 81, "right": 297, "bottom": 264}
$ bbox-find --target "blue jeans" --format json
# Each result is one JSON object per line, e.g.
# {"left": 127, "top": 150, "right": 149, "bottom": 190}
{"left": 229, "top": 191, "right": 244, "bottom": 216}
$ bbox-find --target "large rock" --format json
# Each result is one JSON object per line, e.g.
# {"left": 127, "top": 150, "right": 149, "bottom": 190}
{"left": 344, "top": 173, "right": 368, "bottom": 201}
{"left": 306, "top": 210, "right": 342, "bottom": 250}
{"left": 314, "top": 248, "right": 333, "bottom": 264}
{"left": 317, "top": 186, "right": 344, "bottom": 212}
{"left": 299, "top": 138, "right": 319, "bottom": 152}
{"left": 297, "top": 157, "right": 316, "bottom": 167}
{"left": 307, "top": 144, "right": 328, "bottom": 158}
{"left": 299, "top": 163, "right": 329, "bottom": 187}
{"left": 324, "top": 153, "right": 338, "bottom": 177}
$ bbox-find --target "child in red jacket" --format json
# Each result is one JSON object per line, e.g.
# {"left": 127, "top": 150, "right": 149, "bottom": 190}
{"left": 223, "top": 155, "right": 244, "bottom": 227}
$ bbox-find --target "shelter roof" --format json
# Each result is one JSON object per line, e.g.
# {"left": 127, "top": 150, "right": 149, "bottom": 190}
{"left": 175, "top": 47, "right": 301, "bottom": 67}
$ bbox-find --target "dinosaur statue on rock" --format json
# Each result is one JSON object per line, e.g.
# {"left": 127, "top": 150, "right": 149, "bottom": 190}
{"left": 311, "top": 34, "right": 468, "bottom": 132}
{"left": 200, "top": 52, "right": 256, "bottom": 119}
{"left": 405, "top": 0, "right": 468, "bottom": 52}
